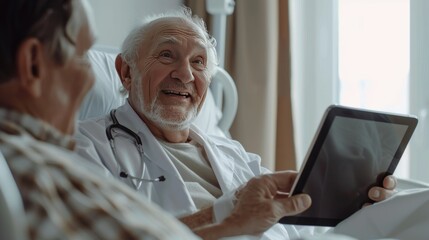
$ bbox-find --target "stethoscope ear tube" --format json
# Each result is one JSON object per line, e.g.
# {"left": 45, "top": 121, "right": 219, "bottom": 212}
{"left": 106, "top": 109, "right": 142, "bottom": 145}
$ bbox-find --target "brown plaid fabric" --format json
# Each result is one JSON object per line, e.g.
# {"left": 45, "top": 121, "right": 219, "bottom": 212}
{"left": 0, "top": 109, "right": 199, "bottom": 240}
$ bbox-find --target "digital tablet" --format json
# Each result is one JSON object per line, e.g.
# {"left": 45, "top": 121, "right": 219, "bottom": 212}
{"left": 279, "top": 105, "right": 418, "bottom": 227}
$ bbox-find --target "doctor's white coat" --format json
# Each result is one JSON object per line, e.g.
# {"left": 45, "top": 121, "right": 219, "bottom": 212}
{"left": 75, "top": 102, "right": 306, "bottom": 240}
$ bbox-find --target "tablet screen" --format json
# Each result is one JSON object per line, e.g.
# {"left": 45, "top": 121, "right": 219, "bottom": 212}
{"left": 279, "top": 105, "right": 417, "bottom": 226}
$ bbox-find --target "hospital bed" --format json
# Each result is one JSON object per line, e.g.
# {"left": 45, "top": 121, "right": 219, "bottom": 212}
{"left": 1, "top": 47, "right": 429, "bottom": 240}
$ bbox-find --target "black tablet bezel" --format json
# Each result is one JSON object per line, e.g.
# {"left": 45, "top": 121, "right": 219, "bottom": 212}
{"left": 279, "top": 105, "right": 418, "bottom": 227}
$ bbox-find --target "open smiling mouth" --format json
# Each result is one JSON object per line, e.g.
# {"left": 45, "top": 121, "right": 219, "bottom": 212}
{"left": 162, "top": 90, "right": 191, "bottom": 98}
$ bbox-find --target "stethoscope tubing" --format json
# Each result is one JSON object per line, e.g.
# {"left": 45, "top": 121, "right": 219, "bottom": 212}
{"left": 105, "top": 109, "right": 147, "bottom": 188}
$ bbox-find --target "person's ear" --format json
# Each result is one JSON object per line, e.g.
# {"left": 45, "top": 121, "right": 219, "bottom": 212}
{"left": 16, "top": 38, "right": 47, "bottom": 98}
{"left": 115, "top": 54, "right": 132, "bottom": 91}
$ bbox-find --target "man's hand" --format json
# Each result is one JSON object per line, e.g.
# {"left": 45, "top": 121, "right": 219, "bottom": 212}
{"left": 366, "top": 175, "right": 397, "bottom": 205}
{"left": 194, "top": 171, "right": 311, "bottom": 239}
{"left": 223, "top": 171, "right": 311, "bottom": 236}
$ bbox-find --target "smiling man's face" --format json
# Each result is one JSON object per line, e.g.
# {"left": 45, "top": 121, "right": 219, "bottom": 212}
{"left": 128, "top": 17, "right": 211, "bottom": 131}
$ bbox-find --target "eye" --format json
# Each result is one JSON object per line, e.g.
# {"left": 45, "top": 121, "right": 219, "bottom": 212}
{"left": 193, "top": 57, "right": 206, "bottom": 70}
{"left": 157, "top": 50, "right": 175, "bottom": 64}
{"left": 194, "top": 59, "right": 204, "bottom": 65}
{"left": 159, "top": 50, "right": 172, "bottom": 58}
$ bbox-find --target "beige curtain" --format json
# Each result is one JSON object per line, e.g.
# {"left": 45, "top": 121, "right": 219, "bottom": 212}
{"left": 186, "top": 0, "right": 295, "bottom": 171}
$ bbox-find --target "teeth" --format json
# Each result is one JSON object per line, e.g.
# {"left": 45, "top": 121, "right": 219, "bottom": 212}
{"left": 164, "top": 90, "right": 190, "bottom": 97}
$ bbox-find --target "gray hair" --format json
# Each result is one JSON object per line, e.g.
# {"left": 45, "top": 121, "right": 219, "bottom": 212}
{"left": 0, "top": 0, "right": 80, "bottom": 83}
{"left": 120, "top": 6, "right": 218, "bottom": 78}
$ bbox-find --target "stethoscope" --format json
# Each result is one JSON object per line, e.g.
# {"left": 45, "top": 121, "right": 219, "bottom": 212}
{"left": 105, "top": 109, "right": 166, "bottom": 186}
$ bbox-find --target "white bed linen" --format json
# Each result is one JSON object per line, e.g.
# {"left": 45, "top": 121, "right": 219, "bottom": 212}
{"left": 297, "top": 188, "right": 429, "bottom": 240}
{"left": 331, "top": 188, "right": 429, "bottom": 240}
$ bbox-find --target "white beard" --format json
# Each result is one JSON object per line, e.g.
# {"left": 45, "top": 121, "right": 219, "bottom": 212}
{"left": 145, "top": 95, "right": 197, "bottom": 130}
{"left": 134, "top": 73, "right": 198, "bottom": 131}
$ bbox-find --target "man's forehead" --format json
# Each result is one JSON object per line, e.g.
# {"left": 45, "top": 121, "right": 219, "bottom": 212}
{"left": 146, "top": 20, "right": 206, "bottom": 54}
{"left": 148, "top": 18, "right": 206, "bottom": 43}
{"left": 154, "top": 35, "right": 207, "bottom": 51}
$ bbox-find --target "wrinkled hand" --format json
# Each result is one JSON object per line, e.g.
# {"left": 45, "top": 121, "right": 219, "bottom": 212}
{"left": 365, "top": 175, "right": 397, "bottom": 206}
{"left": 223, "top": 171, "right": 311, "bottom": 236}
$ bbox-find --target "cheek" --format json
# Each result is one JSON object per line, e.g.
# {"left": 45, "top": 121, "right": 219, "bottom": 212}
{"left": 139, "top": 58, "right": 166, "bottom": 101}
{"left": 80, "top": 67, "right": 95, "bottom": 93}
{"left": 140, "top": 57, "right": 158, "bottom": 78}
{"left": 143, "top": 77, "right": 154, "bottom": 104}
{"left": 59, "top": 60, "right": 95, "bottom": 101}
{"left": 131, "top": 74, "right": 157, "bottom": 107}
{"left": 194, "top": 76, "right": 210, "bottom": 113}
{"left": 72, "top": 65, "right": 95, "bottom": 97}
{"left": 195, "top": 75, "right": 211, "bottom": 99}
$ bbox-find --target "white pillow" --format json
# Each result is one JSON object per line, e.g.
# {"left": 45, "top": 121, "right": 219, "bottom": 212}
{"left": 78, "top": 50, "right": 125, "bottom": 120}
{"left": 79, "top": 49, "right": 224, "bottom": 137}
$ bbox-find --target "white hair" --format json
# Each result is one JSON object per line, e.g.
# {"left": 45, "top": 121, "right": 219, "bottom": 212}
{"left": 120, "top": 6, "right": 218, "bottom": 79}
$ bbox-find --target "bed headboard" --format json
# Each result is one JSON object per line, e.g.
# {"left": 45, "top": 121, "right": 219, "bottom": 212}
{"left": 79, "top": 46, "right": 238, "bottom": 138}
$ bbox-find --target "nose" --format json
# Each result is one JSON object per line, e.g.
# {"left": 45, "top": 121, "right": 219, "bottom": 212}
{"left": 171, "top": 61, "right": 195, "bottom": 83}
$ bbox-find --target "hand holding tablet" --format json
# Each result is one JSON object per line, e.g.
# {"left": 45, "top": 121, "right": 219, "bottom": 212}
{"left": 279, "top": 105, "right": 418, "bottom": 226}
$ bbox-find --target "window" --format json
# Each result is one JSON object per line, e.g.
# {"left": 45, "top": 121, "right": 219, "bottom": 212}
{"left": 291, "top": 0, "right": 429, "bottom": 182}
{"left": 338, "top": 0, "right": 410, "bottom": 178}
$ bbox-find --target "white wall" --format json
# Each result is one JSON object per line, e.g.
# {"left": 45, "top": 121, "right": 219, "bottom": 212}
{"left": 88, "top": 0, "right": 183, "bottom": 48}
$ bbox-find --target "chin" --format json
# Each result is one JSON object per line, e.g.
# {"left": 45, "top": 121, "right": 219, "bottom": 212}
{"left": 141, "top": 98, "right": 199, "bottom": 130}
{"left": 157, "top": 121, "right": 192, "bottom": 131}
{"left": 147, "top": 107, "right": 197, "bottom": 131}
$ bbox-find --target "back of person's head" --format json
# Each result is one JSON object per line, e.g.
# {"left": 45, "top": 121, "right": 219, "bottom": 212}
{"left": 0, "top": 0, "right": 96, "bottom": 134}
{"left": 0, "top": 0, "right": 80, "bottom": 83}
{"left": 120, "top": 6, "right": 218, "bottom": 78}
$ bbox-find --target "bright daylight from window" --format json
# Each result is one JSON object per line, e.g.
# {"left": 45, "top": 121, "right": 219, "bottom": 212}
{"left": 338, "top": 0, "right": 410, "bottom": 178}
